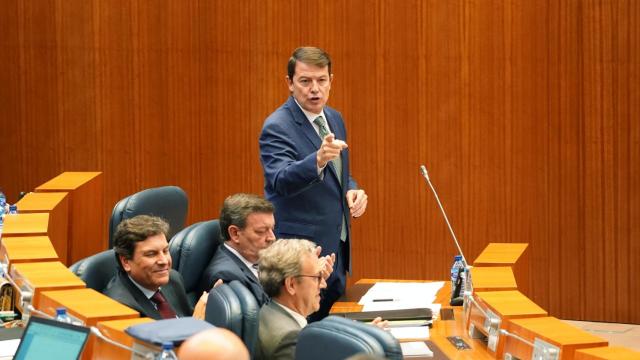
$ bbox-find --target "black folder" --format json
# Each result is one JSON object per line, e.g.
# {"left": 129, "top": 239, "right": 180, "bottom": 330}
{"left": 335, "top": 307, "right": 433, "bottom": 323}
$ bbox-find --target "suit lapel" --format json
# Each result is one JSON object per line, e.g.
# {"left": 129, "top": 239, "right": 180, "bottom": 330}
{"left": 285, "top": 97, "right": 322, "bottom": 150}
{"left": 285, "top": 96, "right": 343, "bottom": 186}
{"left": 120, "top": 272, "right": 162, "bottom": 319}
{"left": 221, "top": 246, "right": 260, "bottom": 283}
{"left": 221, "top": 246, "right": 269, "bottom": 304}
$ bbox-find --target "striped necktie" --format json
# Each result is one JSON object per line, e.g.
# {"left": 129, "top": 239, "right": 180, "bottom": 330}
{"left": 314, "top": 116, "right": 347, "bottom": 242}
{"left": 314, "top": 116, "right": 343, "bottom": 184}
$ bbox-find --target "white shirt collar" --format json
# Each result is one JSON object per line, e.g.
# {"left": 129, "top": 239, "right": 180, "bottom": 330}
{"left": 127, "top": 274, "right": 158, "bottom": 299}
{"left": 224, "top": 243, "right": 258, "bottom": 278}
{"left": 272, "top": 299, "right": 308, "bottom": 329}
{"left": 293, "top": 98, "right": 327, "bottom": 128}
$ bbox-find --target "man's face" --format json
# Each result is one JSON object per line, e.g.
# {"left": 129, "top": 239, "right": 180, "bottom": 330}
{"left": 287, "top": 61, "right": 333, "bottom": 114}
{"left": 120, "top": 233, "right": 171, "bottom": 291}
{"left": 230, "top": 212, "right": 276, "bottom": 263}
{"left": 292, "top": 253, "right": 327, "bottom": 317}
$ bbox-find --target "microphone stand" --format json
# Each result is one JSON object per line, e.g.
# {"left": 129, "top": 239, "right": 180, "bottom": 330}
{"left": 419, "top": 165, "right": 472, "bottom": 306}
{"left": 90, "top": 326, "right": 156, "bottom": 359}
{"left": 419, "top": 165, "right": 468, "bottom": 266}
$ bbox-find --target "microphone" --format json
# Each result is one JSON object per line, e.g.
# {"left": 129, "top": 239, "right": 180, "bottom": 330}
{"left": 419, "top": 165, "right": 468, "bottom": 267}
{"left": 26, "top": 305, "right": 54, "bottom": 319}
{"left": 419, "top": 165, "right": 471, "bottom": 306}
{"left": 90, "top": 326, "right": 155, "bottom": 359}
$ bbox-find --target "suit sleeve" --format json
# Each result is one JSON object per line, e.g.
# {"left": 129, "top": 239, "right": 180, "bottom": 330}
{"left": 260, "top": 120, "right": 322, "bottom": 197}
{"left": 348, "top": 175, "right": 358, "bottom": 191}
{"left": 270, "top": 330, "right": 299, "bottom": 360}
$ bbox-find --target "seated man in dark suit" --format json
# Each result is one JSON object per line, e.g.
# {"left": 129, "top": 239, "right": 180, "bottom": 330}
{"left": 200, "top": 193, "right": 335, "bottom": 307}
{"left": 105, "top": 215, "right": 207, "bottom": 320}
{"left": 199, "top": 193, "right": 276, "bottom": 305}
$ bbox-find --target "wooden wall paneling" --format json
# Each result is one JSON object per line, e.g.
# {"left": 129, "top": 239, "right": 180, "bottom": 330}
{"left": 418, "top": 1, "right": 467, "bottom": 282}
{"left": 1, "top": 0, "right": 639, "bottom": 324}
{"left": 627, "top": 0, "right": 640, "bottom": 321}
{"left": 0, "top": 1, "right": 24, "bottom": 194}
{"left": 96, "top": 0, "right": 141, "bottom": 204}
{"left": 610, "top": 0, "right": 636, "bottom": 323}
{"left": 57, "top": 0, "right": 100, "bottom": 171}
{"left": 20, "top": 1, "right": 63, "bottom": 191}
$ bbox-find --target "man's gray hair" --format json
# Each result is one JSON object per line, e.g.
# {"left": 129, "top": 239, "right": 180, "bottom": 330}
{"left": 258, "top": 239, "right": 317, "bottom": 297}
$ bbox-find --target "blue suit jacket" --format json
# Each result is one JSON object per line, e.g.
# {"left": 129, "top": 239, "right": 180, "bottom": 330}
{"left": 199, "top": 245, "right": 269, "bottom": 306}
{"left": 259, "top": 96, "right": 358, "bottom": 273}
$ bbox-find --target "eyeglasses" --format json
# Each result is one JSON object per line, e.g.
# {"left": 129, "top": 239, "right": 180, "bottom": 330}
{"left": 295, "top": 273, "right": 323, "bottom": 285}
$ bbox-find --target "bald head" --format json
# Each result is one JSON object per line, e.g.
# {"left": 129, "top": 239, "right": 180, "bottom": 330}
{"left": 178, "top": 328, "right": 249, "bottom": 360}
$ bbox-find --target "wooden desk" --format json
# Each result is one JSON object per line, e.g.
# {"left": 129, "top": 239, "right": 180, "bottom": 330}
{"left": 575, "top": 346, "right": 640, "bottom": 360}
{"left": 1, "top": 213, "right": 49, "bottom": 237}
{"left": 35, "top": 171, "right": 105, "bottom": 264}
{"left": 93, "top": 317, "right": 155, "bottom": 360}
{"left": 38, "top": 288, "right": 140, "bottom": 360}
{"left": 9, "top": 261, "right": 85, "bottom": 312}
{"left": 471, "top": 290, "right": 547, "bottom": 319}
{"left": 332, "top": 279, "right": 495, "bottom": 359}
{"left": 467, "top": 290, "right": 548, "bottom": 358}
{"left": 473, "top": 243, "right": 530, "bottom": 296}
{"left": 473, "top": 243, "right": 529, "bottom": 265}
{"left": 16, "top": 192, "right": 70, "bottom": 264}
{"left": 503, "top": 317, "right": 608, "bottom": 360}
{"left": 469, "top": 266, "right": 518, "bottom": 291}
{"left": 0, "top": 235, "right": 59, "bottom": 272}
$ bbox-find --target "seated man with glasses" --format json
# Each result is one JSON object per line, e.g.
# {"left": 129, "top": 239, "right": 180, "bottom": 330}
{"left": 256, "top": 239, "right": 386, "bottom": 359}
{"left": 256, "top": 239, "right": 326, "bottom": 360}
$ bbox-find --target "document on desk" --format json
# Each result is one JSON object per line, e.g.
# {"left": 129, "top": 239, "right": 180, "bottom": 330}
{"left": 359, "top": 282, "right": 444, "bottom": 314}
{"left": 390, "top": 325, "right": 430, "bottom": 340}
{"left": 0, "top": 339, "right": 20, "bottom": 359}
{"left": 400, "top": 341, "right": 433, "bottom": 357}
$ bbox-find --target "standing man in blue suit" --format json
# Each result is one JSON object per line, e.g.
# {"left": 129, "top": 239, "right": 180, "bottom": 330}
{"left": 259, "top": 46, "right": 368, "bottom": 320}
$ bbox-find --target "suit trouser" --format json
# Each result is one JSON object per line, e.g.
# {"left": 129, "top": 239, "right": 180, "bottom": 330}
{"left": 308, "top": 239, "right": 349, "bottom": 322}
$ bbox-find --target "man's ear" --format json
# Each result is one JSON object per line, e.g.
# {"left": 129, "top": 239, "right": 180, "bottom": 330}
{"left": 286, "top": 76, "right": 294, "bottom": 93}
{"left": 119, "top": 255, "right": 131, "bottom": 273}
{"left": 228, "top": 225, "right": 241, "bottom": 243}
{"left": 284, "top": 276, "right": 296, "bottom": 295}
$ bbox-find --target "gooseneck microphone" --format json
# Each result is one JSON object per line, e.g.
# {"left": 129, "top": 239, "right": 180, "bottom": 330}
{"left": 90, "top": 327, "right": 155, "bottom": 359}
{"left": 26, "top": 305, "right": 54, "bottom": 319}
{"left": 419, "top": 165, "right": 468, "bottom": 267}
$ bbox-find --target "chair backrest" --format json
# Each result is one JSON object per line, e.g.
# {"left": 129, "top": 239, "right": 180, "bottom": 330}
{"left": 169, "top": 219, "right": 221, "bottom": 307}
{"left": 228, "top": 281, "right": 259, "bottom": 358}
{"left": 295, "top": 316, "right": 403, "bottom": 360}
{"left": 69, "top": 249, "right": 118, "bottom": 292}
{"left": 204, "top": 283, "right": 243, "bottom": 337}
{"left": 109, "top": 186, "right": 188, "bottom": 248}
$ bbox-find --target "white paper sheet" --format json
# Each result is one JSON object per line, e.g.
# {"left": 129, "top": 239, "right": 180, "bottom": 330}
{"left": 358, "top": 282, "right": 444, "bottom": 306}
{"left": 0, "top": 339, "right": 20, "bottom": 358}
{"left": 400, "top": 341, "right": 433, "bottom": 357}
{"left": 389, "top": 326, "right": 430, "bottom": 340}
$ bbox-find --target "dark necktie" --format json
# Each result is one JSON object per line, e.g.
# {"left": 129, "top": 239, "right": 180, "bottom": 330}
{"left": 151, "top": 290, "right": 177, "bottom": 319}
